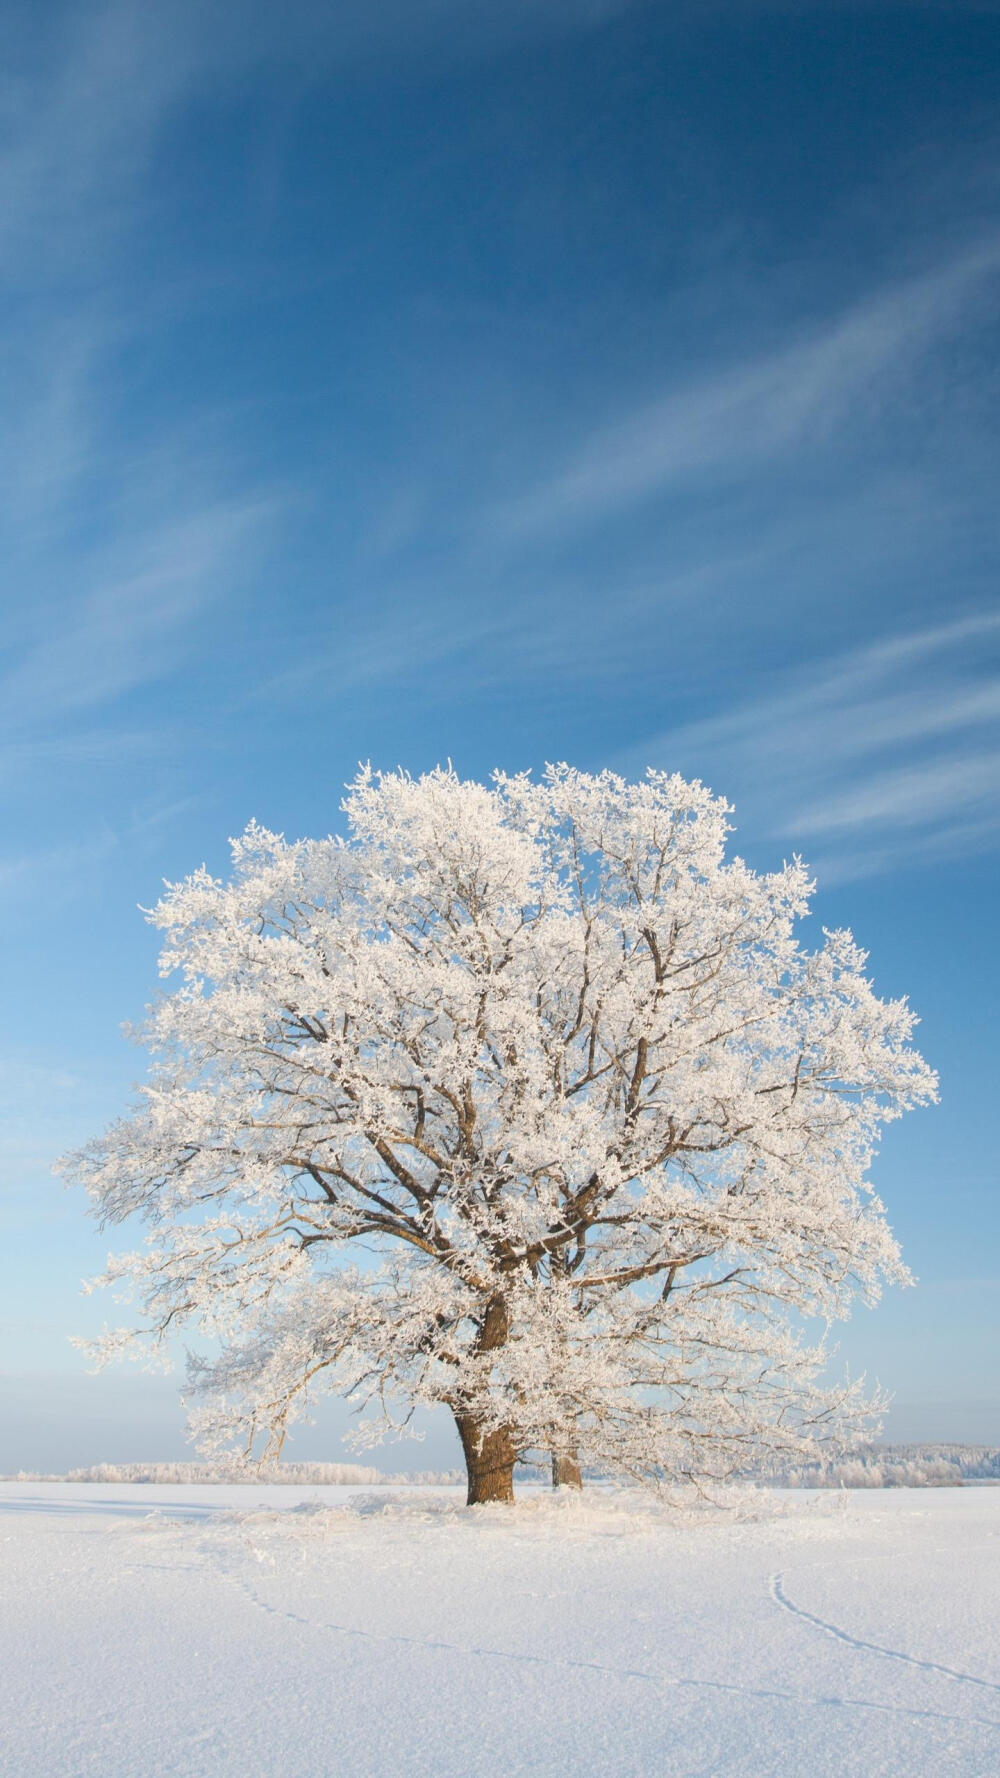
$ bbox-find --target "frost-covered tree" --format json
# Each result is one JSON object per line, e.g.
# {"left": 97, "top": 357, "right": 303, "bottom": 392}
{"left": 67, "top": 767, "right": 936, "bottom": 1504}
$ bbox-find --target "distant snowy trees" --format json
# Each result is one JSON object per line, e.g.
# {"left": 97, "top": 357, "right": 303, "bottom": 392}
{"left": 5, "top": 1462, "right": 455, "bottom": 1486}
{"left": 10, "top": 1447, "right": 999, "bottom": 1488}
{"left": 767, "top": 1445, "right": 1000, "bottom": 1488}
{"left": 67, "top": 766, "right": 936, "bottom": 1504}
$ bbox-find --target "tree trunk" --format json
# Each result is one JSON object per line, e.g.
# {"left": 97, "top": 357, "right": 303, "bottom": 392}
{"left": 455, "top": 1292, "right": 516, "bottom": 1504}
{"left": 551, "top": 1451, "right": 583, "bottom": 1490}
{"left": 455, "top": 1414, "right": 517, "bottom": 1504}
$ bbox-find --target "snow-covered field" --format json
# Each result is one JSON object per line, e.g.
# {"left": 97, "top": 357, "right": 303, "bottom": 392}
{"left": 1, "top": 1482, "right": 998, "bottom": 1777}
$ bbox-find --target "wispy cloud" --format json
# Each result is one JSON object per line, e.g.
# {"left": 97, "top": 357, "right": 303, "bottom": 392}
{"left": 1, "top": 0, "right": 632, "bottom": 282}
{"left": 0, "top": 491, "right": 281, "bottom": 728}
{"left": 793, "top": 752, "right": 999, "bottom": 836}
{"left": 1, "top": 0, "right": 631, "bottom": 756}
{"left": 0, "top": 792, "right": 205, "bottom": 927}
{"left": 623, "top": 613, "right": 1000, "bottom": 881}
{"left": 0, "top": 6, "right": 300, "bottom": 787}
{"left": 493, "top": 240, "right": 1000, "bottom": 540}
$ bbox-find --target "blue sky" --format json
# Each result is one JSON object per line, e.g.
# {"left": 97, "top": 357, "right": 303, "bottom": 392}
{"left": 2, "top": 0, "right": 998, "bottom": 1471}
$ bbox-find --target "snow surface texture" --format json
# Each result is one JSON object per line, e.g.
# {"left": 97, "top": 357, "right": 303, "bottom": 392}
{"left": 1, "top": 1483, "right": 997, "bottom": 1777}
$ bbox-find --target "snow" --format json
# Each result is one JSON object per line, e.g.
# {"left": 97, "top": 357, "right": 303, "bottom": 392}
{"left": 1, "top": 1482, "right": 997, "bottom": 1776}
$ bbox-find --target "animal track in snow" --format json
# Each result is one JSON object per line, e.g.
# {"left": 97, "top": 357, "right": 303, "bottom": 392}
{"left": 770, "top": 1570, "right": 1000, "bottom": 1696}
{"left": 210, "top": 1547, "right": 1000, "bottom": 1734}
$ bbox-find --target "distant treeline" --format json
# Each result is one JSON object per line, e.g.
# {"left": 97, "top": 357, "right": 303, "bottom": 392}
{"left": 4, "top": 1446, "right": 998, "bottom": 1488}
{"left": 762, "top": 1443, "right": 1000, "bottom": 1488}
{"left": 0, "top": 1461, "right": 464, "bottom": 1485}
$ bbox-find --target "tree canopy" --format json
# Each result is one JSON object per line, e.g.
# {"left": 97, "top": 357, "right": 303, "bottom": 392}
{"left": 68, "top": 766, "right": 936, "bottom": 1502}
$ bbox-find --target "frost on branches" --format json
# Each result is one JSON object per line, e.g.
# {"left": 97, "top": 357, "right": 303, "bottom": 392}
{"left": 66, "top": 767, "right": 937, "bottom": 1504}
